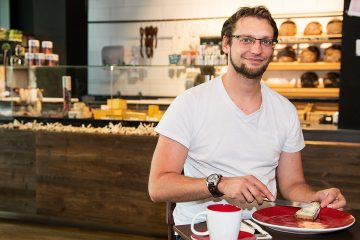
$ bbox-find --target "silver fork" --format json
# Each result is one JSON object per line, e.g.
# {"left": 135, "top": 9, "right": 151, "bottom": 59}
{"left": 243, "top": 219, "right": 272, "bottom": 239}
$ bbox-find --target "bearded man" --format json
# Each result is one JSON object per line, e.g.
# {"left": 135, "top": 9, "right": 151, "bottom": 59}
{"left": 148, "top": 5, "right": 346, "bottom": 231}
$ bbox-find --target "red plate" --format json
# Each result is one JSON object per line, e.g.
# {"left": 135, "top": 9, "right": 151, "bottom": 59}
{"left": 252, "top": 206, "right": 355, "bottom": 234}
{"left": 191, "top": 231, "right": 256, "bottom": 240}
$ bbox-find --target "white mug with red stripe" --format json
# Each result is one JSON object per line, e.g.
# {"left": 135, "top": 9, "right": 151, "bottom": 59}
{"left": 191, "top": 204, "right": 242, "bottom": 240}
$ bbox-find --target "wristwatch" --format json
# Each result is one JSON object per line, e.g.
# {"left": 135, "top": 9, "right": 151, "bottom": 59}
{"left": 206, "top": 174, "right": 224, "bottom": 198}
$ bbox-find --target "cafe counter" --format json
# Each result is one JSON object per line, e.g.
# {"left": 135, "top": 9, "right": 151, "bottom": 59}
{"left": 0, "top": 127, "right": 165, "bottom": 237}
{"left": 0, "top": 121, "right": 359, "bottom": 238}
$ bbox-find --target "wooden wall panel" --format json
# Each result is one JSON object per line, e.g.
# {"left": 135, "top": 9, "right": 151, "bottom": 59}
{"left": 0, "top": 128, "right": 359, "bottom": 238}
{"left": 302, "top": 141, "right": 360, "bottom": 209}
{"left": 35, "top": 132, "right": 166, "bottom": 236}
{"left": 0, "top": 129, "right": 36, "bottom": 213}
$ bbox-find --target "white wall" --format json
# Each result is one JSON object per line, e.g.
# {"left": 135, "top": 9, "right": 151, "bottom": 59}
{"left": 0, "top": 0, "right": 10, "bottom": 29}
{"left": 88, "top": 0, "right": 344, "bottom": 96}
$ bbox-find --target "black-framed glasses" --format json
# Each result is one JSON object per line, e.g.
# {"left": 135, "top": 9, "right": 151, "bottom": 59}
{"left": 229, "top": 35, "right": 278, "bottom": 48}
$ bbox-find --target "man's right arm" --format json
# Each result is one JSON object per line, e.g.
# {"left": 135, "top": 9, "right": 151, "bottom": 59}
{"left": 148, "top": 135, "right": 275, "bottom": 204}
{"left": 148, "top": 134, "right": 211, "bottom": 202}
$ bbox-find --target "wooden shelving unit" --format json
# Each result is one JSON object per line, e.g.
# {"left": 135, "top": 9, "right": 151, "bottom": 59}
{"left": 268, "top": 29, "right": 342, "bottom": 103}
{"left": 270, "top": 87, "right": 339, "bottom": 99}
{"left": 277, "top": 34, "right": 342, "bottom": 44}
{"left": 268, "top": 62, "right": 340, "bottom": 71}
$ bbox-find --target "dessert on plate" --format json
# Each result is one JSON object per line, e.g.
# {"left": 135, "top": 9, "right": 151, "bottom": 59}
{"left": 295, "top": 202, "right": 321, "bottom": 221}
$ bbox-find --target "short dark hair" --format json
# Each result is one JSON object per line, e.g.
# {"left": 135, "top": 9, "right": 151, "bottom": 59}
{"left": 221, "top": 6, "right": 278, "bottom": 46}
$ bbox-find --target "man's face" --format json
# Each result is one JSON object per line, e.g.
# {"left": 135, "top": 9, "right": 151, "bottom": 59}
{"left": 223, "top": 17, "right": 275, "bottom": 79}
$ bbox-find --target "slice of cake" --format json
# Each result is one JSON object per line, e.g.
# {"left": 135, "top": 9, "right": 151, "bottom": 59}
{"left": 295, "top": 202, "right": 320, "bottom": 220}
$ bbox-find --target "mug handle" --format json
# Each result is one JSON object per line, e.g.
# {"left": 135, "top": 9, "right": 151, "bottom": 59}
{"left": 190, "top": 211, "right": 208, "bottom": 236}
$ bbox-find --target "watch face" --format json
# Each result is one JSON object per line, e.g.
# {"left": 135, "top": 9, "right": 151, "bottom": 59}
{"left": 208, "top": 174, "right": 220, "bottom": 183}
{"left": 207, "top": 174, "right": 224, "bottom": 198}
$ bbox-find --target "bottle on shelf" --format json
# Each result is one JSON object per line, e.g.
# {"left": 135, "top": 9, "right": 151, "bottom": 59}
{"left": 10, "top": 44, "right": 25, "bottom": 66}
{"left": 62, "top": 76, "right": 72, "bottom": 117}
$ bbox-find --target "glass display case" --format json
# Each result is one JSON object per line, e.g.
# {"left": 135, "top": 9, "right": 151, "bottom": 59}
{"left": 0, "top": 65, "right": 190, "bottom": 122}
{"left": 0, "top": 64, "right": 340, "bottom": 126}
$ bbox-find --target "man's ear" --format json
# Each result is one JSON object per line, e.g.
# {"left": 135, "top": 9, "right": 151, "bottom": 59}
{"left": 221, "top": 36, "right": 230, "bottom": 54}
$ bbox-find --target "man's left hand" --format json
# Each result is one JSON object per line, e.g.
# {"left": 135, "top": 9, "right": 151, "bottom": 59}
{"left": 313, "top": 188, "right": 346, "bottom": 210}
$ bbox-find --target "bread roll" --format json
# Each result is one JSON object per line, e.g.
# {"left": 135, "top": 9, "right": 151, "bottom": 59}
{"left": 327, "top": 18, "right": 342, "bottom": 34}
{"left": 324, "top": 45, "right": 341, "bottom": 62}
{"left": 279, "top": 19, "right": 297, "bottom": 36}
{"left": 301, "top": 72, "right": 319, "bottom": 88}
{"left": 323, "top": 72, "right": 340, "bottom": 88}
{"left": 299, "top": 46, "right": 320, "bottom": 63}
{"left": 304, "top": 21, "right": 322, "bottom": 35}
{"left": 277, "top": 46, "right": 296, "bottom": 62}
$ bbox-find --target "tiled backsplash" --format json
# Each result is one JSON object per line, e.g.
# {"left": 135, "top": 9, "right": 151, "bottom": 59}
{"left": 88, "top": 0, "right": 344, "bottom": 97}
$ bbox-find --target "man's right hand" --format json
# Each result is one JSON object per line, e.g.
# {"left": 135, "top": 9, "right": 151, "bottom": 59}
{"left": 218, "top": 175, "right": 275, "bottom": 204}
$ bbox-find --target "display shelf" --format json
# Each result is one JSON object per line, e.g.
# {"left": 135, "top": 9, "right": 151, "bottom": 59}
{"left": 0, "top": 97, "right": 79, "bottom": 103}
{"left": 268, "top": 62, "right": 340, "bottom": 71}
{"left": 126, "top": 98, "right": 174, "bottom": 105}
{"left": 272, "top": 11, "right": 343, "bottom": 19}
{"left": 278, "top": 34, "right": 342, "bottom": 44}
{"left": 271, "top": 87, "right": 339, "bottom": 99}
{"left": 1, "top": 63, "right": 342, "bottom": 120}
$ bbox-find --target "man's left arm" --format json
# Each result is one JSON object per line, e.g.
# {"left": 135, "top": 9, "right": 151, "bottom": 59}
{"left": 276, "top": 151, "right": 346, "bottom": 209}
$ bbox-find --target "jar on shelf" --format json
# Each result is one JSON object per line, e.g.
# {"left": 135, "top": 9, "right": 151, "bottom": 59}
{"left": 28, "top": 40, "right": 40, "bottom": 53}
{"left": 41, "top": 41, "right": 53, "bottom": 54}
{"left": 45, "top": 53, "right": 59, "bottom": 66}
{"left": 25, "top": 52, "right": 35, "bottom": 66}
{"left": 219, "top": 55, "right": 227, "bottom": 65}
{"left": 34, "top": 53, "right": 45, "bottom": 66}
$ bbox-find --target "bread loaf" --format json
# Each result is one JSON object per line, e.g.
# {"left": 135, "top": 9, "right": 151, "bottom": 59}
{"left": 304, "top": 21, "right": 322, "bottom": 35}
{"left": 279, "top": 19, "right": 297, "bottom": 36}
{"left": 301, "top": 72, "right": 319, "bottom": 88}
{"left": 324, "top": 45, "right": 341, "bottom": 62}
{"left": 277, "top": 46, "right": 296, "bottom": 62}
{"left": 323, "top": 72, "right": 340, "bottom": 88}
{"left": 327, "top": 18, "right": 342, "bottom": 34}
{"left": 299, "top": 46, "right": 320, "bottom": 63}
{"left": 295, "top": 202, "right": 321, "bottom": 220}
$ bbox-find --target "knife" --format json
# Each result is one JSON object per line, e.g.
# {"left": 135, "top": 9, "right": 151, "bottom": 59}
{"left": 264, "top": 198, "right": 312, "bottom": 208}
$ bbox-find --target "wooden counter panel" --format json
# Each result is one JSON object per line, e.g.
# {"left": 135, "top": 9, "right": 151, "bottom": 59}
{"left": 0, "top": 129, "right": 36, "bottom": 213}
{"left": 35, "top": 132, "right": 166, "bottom": 236}
{"left": 1, "top": 129, "right": 359, "bottom": 237}
{"left": 302, "top": 142, "right": 360, "bottom": 209}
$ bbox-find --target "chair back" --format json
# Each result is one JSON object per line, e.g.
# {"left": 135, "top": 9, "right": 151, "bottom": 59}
{"left": 166, "top": 202, "right": 176, "bottom": 240}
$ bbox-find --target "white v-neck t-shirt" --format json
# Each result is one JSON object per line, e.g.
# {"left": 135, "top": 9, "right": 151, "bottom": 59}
{"left": 155, "top": 76, "right": 305, "bottom": 225}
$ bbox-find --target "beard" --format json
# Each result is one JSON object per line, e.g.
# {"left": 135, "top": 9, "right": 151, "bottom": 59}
{"left": 229, "top": 51, "right": 271, "bottom": 79}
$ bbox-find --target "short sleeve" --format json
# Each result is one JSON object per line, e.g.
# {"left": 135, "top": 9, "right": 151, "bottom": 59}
{"left": 155, "top": 91, "right": 195, "bottom": 149}
{"left": 282, "top": 105, "right": 305, "bottom": 153}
